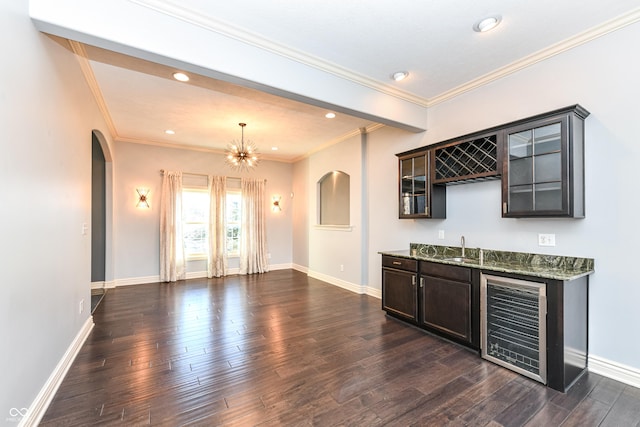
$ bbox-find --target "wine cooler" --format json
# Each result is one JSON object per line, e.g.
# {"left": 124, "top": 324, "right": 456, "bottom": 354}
{"left": 481, "top": 274, "right": 547, "bottom": 384}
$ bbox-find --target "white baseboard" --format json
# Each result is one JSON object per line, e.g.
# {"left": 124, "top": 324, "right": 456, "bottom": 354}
{"left": 104, "top": 280, "right": 117, "bottom": 289}
{"left": 114, "top": 264, "right": 296, "bottom": 287}
{"left": 589, "top": 354, "right": 640, "bottom": 388}
{"left": 306, "top": 269, "right": 381, "bottom": 299}
{"left": 365, "top": 286, "right": 382, "bottom": 299}
{"left": 91, "top": 281, "right": 104, "bottom": 290}
{"left": 20, "top": 316, "right": 94, "bottom": 427}
{"left": 308, "top": 269, "right": 366, "bottom": 295}
{"left": 269, "top": 263, "right": 293, "bottom": 271}
{"left": 292, "top": 263, "right": 309, "bottom": 274}
{"left": 114, "top": 275, "right": 160, "bottom": 287}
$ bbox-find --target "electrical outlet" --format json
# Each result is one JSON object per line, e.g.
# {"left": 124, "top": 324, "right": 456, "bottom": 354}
{"left": 538, "top": 233, "right": 556, "bottom": 247}
{"left": 79, "top": 299, "right": 84, "bottom": 314}
{"left": 340, "top": 264, "right": 344, "bottom": 272}
{"left": 267, "top": 253, "right": 271, "bottom": 259}
{"left": 81, "top": 222, "right": 88, "bottom": 236}
{"left": 438, "top": 230, "right": 445, "bottom": 239}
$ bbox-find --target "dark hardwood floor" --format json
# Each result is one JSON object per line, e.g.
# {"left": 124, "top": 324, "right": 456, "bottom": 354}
{"left": 42, "top": 270, "right": 640, "bottom": 426}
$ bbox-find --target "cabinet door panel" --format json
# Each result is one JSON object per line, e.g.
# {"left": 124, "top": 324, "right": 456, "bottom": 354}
{"left": 509, "top": 157, "right": 533, "bottom": 185}
{"left": 533, "top": 123, "right": 561, "bottom": 154}
{"left": 382, "top": 268, "right": 417, "bottom": 321}
{"left": 509, "top": 130, "right": 533, "bottom": 157}
{"left": 534, "top": 152, "right": 561, "bottom": 182}
{"left": 535, "top": 183, "right": 563, "bottom": 211}
{"left": 509, "top": 185, "right": 534, "bottom": 211}
{"left": 502, "top": 106, "right": 588, "bottom": 218}
{"left": 421, "top": 276, "right": 471, "bottom": 342}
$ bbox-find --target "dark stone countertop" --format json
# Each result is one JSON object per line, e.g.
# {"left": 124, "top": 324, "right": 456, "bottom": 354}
{"left": 379, "top": 243, "right": 594, "bottom": 281}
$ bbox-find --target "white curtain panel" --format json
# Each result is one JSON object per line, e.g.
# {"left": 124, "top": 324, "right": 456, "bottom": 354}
{"left": 159, "top": 170, "right": 186, "bottom": 282}
{"left": 207, "top": 175, "right": 227, "bottom": 278}
{"left": 240, "top": 178, "right": 269, "bottom": 274}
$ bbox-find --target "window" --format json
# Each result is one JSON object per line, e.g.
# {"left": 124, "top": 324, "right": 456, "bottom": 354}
{"left": 226, "top": 191, "right": 241, "bottom": 256}
{"left": 182, "top": 188, "right": 242, "bottom": 259}
{"left": 182, "top": 189, "right": 209, "bottom": 259}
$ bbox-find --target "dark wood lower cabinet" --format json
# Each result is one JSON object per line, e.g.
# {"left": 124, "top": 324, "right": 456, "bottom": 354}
{"left": 419, "top": 261, "right": 478, "bottom": 348}
{"left": 420, "top": 275, "right": 471, "bottom": 342}
{"left": 381, "top": 255, "right": 418, "bottom": 322}
{"left": 381, "top": 256, "right": 478, "bottom": 348}
{"left": 381, "top": 267, "right": 417, "bottom": 322}
{"left": 380, "top": 254, "right": 589, "bottom": 392}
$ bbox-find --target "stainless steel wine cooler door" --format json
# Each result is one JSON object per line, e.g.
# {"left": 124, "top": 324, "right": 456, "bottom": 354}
{"left": 481, "top": 274, "right": 547, "bottom": 384}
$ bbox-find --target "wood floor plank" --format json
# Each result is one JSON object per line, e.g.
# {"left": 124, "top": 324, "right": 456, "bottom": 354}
{"left": 599, "top": 385, "right": 640, "bottom": 427}
{"left": 524, "top": 401, "right": 571, "bottom": 427}
{"left": 560, "top": 396, "right": 610, "bottom": 427}
{"left": 39, "top": 270, "right": 640, "bottom": 426}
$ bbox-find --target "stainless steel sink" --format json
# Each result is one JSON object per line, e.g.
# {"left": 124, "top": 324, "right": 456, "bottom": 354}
{"left": 443, "top": 257, "right": 476, "bottom": 264}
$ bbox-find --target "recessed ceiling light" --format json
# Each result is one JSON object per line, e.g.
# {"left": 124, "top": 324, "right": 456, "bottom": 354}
{"left": 473, "top": 15, "right": 502, "bottom": 32}
{"left": 392, "top": 71, "right": 409, "bottom": 81}
{"left": 325, "top": 112, "right": 336, "bottom": 119}
{"left": 271, "top": 146, "right": 279, "bottom": 151}
{"left": 172, "top": 72, "right": 190, "bottom": 82}
{"left": 165, "top": 129, "right": 175, "bottom": 135}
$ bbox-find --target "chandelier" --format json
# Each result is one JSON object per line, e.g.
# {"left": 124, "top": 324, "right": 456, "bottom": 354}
{"left": 225, "top": 122, "right": 259, "bottom": 170}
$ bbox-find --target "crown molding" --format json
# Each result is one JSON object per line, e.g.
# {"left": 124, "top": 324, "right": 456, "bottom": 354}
{"left": 127, "top": 0, "right": 429, "bottom": 107}
{"left": 68, "top": 40, "right": 119, "bottom": 137}
{"left": 116, "top": 135, "right": 289, "bottom": 162}
{"left": 428, "top": 7, "right": 640, "bottom": 106}
{"left": 116, "top": 124, "right": 385, "bottom": 164}
{"left": 290, "top": 123, "right": 386, "bottom": 163}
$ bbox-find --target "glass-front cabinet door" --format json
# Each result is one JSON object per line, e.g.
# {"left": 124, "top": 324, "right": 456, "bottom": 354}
{"left": 502, "top": 106, "right": 588, "bottom": 218}
{"left": 399, "top": 151, "right": 430, "bottom": 217}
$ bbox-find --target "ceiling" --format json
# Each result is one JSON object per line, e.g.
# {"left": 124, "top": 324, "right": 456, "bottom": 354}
{"left": 68, "top": 0, "right": 640, "bottom": 162}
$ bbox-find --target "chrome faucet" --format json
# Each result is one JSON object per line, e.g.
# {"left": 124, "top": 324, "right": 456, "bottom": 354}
{"left": 461, "top": 235, "right": 465, "bottom": 258}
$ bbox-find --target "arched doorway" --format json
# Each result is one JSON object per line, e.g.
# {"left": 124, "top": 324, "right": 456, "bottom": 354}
{"left": 91, "top": 130, "right": 113, "bottom": 312}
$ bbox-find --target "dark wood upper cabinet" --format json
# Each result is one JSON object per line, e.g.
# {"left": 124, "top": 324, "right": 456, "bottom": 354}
{"left": 433, "top": 132, "right": 500, "bottom": 185}
{"left": 501, "top": 105, "right": 590, "bottom": 218}
{"left": 397, "top": 104, "right": 589, "bottom": 219}
{"left": 397, "top": 150, "right": 446, "bottom": 219}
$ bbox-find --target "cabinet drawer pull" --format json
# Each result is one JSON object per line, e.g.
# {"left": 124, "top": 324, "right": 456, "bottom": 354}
{"left": 503, "top": 202, "right": 508, "bottom": 214}
{"left": 412, "top": 276, "right": 416, "bottom": 286}
{"left": 420, "top": 278, "right": 424, "bottom": 288}
{"left": 392, "top": 261, "right": 402, "bottom": 265}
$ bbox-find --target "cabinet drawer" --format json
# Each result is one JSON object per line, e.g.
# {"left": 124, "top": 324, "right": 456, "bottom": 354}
{"left": 421, "top": 261, "right": 470, "bottom": 282}
{"left": 382, "top": 256, "right": 418, "bottom": 271}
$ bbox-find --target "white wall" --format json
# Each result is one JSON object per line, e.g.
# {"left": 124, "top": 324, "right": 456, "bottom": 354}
{"left": 364, "top": 21, "right": 640, "bottom": 370}
{"left": 113, "top": 141, "right": 293, "bottom": 282}
{"left": 305, "top": 134, "right": 364, "bottom": 290}
{"left": 292, "top": 157, "right": 309, "bottom": 270}
{"left": 0, "top": 1, "right": 113, "bottom": 421}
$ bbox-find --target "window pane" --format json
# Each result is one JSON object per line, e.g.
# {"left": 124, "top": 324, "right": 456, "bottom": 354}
{"left": 226, "top": 192, "right": 241, "bottom": 254}
{"left": 184, "top": 223, "right": 207, "bottom": 254}
{"left": 509, "top": 157, "right": 532, "bottom": 186}
{"left": 226, "top": 224, "right": 240, "bottom": 253}
{"left": 183, "top": 189, "right": 209, "bottom": 256}
{"left": 534, "top": 152, "right": 561, "bottom": 183}
{"left": 226, "top": 193, "right": 241, "bottom": 223}
{"left": 535, "top": 182, "right": 562, "bottom": 211}
{"left": 509, "top": 184, "right": 533, "bottom": 212}
{"left": 533, "top": 123, "right": 561, "bottom": 155}
{"left": 183, "top": 191, "right": 208, "bottom": 222}
{"left": 509, "top": 130, "right": 532, "bottom": 159}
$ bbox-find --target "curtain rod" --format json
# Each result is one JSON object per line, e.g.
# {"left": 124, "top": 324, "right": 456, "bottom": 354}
{"left": 160, "top": 170, "right": 266, "bottom": 182}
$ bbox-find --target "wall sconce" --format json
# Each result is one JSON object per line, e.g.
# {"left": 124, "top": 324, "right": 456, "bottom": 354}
{"left": 272, "top": 195, "right": 282, "bottom": 212}
{"left": 136, "top": 188, "right": 150, "bottom": 208}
